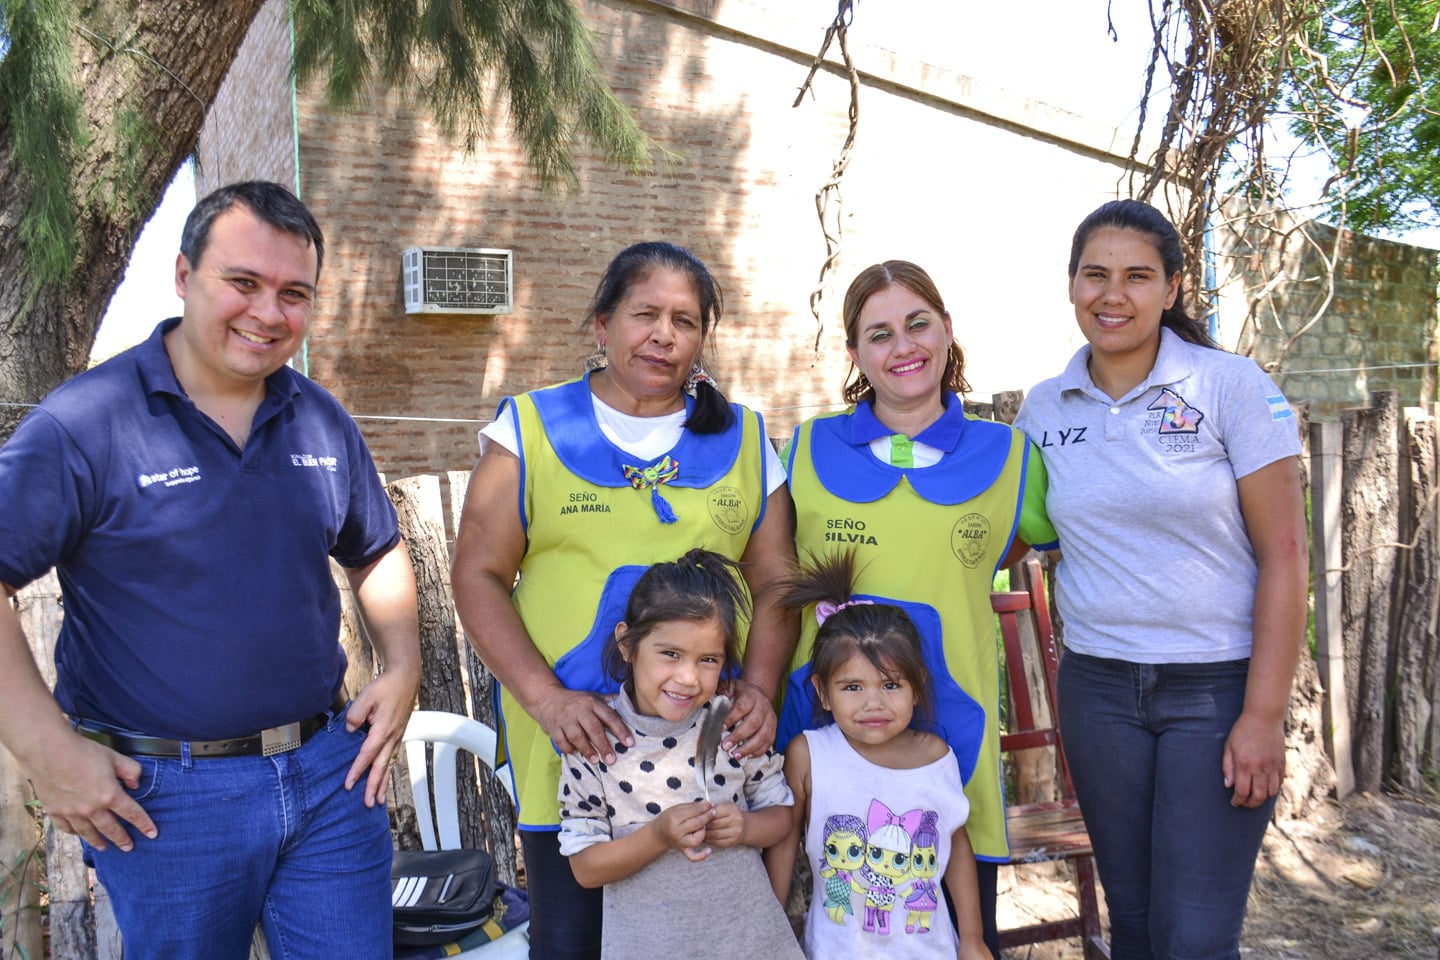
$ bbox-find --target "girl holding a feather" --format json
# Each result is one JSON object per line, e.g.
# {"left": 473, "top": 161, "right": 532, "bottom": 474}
{"left": 557, "top": 550, "right": 802, "bottom": 960}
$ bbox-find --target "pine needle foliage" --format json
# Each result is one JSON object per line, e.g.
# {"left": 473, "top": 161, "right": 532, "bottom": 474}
{"left": 291, "top": 0, "right": 655, "bottom": 191}
{"left": 1, "top": 0, "right": 654, "bottom": 290}
{"left": 0, "top": 0, "right": 85, "bottom": 287}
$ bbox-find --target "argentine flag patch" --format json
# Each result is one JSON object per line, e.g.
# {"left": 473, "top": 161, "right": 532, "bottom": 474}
{"left": 1266, "top": 395, "right": 1294, "bottom": 421}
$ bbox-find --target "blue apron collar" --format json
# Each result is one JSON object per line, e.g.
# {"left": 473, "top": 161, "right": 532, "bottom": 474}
{"left": 810, "top": 401, "right": 1011, "bottom": 505}
{"left": 848, "top": 393, "right": 969, "bottom": 453}
{"left": 526, "top": 374, "right": 744, "bottom": 489}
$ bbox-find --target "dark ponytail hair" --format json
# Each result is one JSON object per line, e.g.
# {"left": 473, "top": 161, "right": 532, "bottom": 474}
{"left": 777, "top": 550, "right": 934, "bottom": 727}
{"left": 586, "top": 242, "right": 735, "bottom": 433}
{"left": 603, "top": 549, "right": 749, "bottom": 687}
{"left": 1068, "top": 200, "right": 1216, "bottom": 349}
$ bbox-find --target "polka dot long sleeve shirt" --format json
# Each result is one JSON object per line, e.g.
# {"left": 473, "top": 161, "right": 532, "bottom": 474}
{"left": 557, "top": 688, "right": 792, "bottom": 855}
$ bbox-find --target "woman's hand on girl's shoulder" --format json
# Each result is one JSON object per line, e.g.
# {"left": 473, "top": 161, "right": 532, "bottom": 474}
{"left": 536, "top": 688, "right": 633, "bottom": 765}
{"left": 652, "top": 800, "right": 715, "bottom": 862}
{"left": 721, "top": 678, "right": 778, "bottom": 758}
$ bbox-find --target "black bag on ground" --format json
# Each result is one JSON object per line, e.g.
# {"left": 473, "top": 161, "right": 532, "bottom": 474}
{"left": 391, "top": 848, "right": 497, "bottom": 946}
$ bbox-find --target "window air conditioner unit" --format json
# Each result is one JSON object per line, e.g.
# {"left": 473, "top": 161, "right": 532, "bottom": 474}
{"left": 402, "top": 246, "right": 514, "bottom": 315}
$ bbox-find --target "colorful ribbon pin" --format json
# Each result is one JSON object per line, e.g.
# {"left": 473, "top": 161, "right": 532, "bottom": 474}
{"left": 622, "top": 456, "right": 681, "bottom": 524}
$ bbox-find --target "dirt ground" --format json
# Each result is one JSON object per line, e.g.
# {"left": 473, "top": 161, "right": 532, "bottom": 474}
{"left": 996, "top": 786, "right": 1440, "bottom": 960}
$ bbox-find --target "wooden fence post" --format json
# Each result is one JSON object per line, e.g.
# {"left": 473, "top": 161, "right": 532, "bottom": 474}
{"left": 1, "top": 576, "right": 46, "bottom": 959}
{"left": 991, "top": 390, "right": 1024, "bottom": 426}
{"left": 1007, "top": 559, "right": 1058, "bottom": 808}
{"left": 1310, "top": 421, "right": 1354, "bottom": 798}
{"left": 0, "top": 728, "right": 42, "bottom": 960}
{"left": 1342, "top": 391, "right": 1400, "bottom": 793}
{"left": 1394, "top": 408, "right": 1439, "bottom": 790}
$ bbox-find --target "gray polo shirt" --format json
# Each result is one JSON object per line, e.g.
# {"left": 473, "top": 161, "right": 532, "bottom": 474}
{"left": 1014, "top": 329, "right": 1302, "bottom": 663}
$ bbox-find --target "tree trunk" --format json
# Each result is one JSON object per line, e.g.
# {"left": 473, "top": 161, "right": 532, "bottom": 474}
{"left": 0, "top": 1, "right": 268, "bottom": 442}
{"left": 1342, "top": 391, "right": 1399, "bottom": 793}
{"left": 2, "top": 578, "right": 64, "bottom": 960}
{"left": 387, "top": 476, "right": 490, "bottom": 854}
{"left": 1394, "top": 410, "right": 1438, "bottom": 790}
{"left": 448, "top": 469, "right": 518, "bottom": 888}
{"left": 1275, "top": 654, "right": 1335, "bottom": 821}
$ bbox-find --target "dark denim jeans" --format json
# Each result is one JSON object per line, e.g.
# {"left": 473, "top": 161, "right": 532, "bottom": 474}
{"left": 85, "top": 708, "right": 393, "bottom": 960}
{"left": 520, "top": 828, "right": 603, "bottom": 960}
{"left": 1057, "top": 652, "right": 1273, "bottom": 960}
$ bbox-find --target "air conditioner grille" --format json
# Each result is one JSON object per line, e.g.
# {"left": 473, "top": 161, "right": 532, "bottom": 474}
{"left": 402, "top": 246, "right": 513, "bottom": 315}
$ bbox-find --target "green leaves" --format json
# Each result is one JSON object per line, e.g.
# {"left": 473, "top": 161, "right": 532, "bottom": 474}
{"left": 290, "top": 0, "right": 654, "bottom": 191}
{"left": 2, "top": 0, "right": 653, "bottom": 293}
{"left": 1285, "top": 0, "right": 1440, "bottom": 233}
{"left": 0, "top": 0, "right": 85, "bottom": 286}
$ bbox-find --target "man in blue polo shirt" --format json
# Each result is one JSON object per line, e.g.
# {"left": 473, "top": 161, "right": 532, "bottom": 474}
{"left": 0, "top": 181, "right": 420, "bottom": 959}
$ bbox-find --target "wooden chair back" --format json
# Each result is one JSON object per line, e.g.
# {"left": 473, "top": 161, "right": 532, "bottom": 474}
{"left": 993, "top": 557, "right": 1109, "bottom": 960}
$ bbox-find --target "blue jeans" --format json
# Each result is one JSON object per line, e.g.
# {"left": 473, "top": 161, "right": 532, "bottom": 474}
{"left": 1057, "top": 652, "right": 1273, "bottom": 960}
{"left": 85, "top": 707, "right": 394, "bottom": 960}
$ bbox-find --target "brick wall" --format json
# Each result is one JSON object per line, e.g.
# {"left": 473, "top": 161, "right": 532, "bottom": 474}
{"left": 199, "top": 1, "right": 1440, "bottom": 476}
{"left": 271, "top": 0, "right": 1144, "bottom": 478}
{"left": 1218, "top": 208, "right": 1438, "bottom": 420}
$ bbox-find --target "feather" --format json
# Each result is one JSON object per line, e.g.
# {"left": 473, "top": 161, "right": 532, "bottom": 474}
{"left": 694, "top": 695, "right": 733, "bottom": 802}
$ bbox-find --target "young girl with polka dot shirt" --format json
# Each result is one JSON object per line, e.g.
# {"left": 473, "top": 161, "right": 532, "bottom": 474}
{"left": 557, "top": 549, "right": 803, "bottom": 959}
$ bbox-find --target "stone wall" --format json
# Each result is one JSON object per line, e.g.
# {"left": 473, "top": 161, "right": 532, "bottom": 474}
{"left": 1217, "top": 207, "right": 1438, "bottom": 420}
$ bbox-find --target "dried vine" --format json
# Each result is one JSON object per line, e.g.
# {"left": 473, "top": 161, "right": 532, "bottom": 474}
{"left": 794, "top": 0, "right": 859, "bottom": 351}
{"left": 1128, "top": 0, "right": 1438, "bottom": 377}
{"left": 1127, "top": 0, "right": 1304, "bottom": 330}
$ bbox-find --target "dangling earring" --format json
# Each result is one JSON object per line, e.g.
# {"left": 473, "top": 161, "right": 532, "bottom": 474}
{"left": 684, "top": 361, "right": 715, "bottom": 397}
{"left": 584, "top": 341, "right": 607, "bottom": 372}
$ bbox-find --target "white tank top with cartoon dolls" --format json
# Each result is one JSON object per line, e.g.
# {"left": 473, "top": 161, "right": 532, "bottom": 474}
{"left": 801, "top": 724, "right": 970, "bottom": 958}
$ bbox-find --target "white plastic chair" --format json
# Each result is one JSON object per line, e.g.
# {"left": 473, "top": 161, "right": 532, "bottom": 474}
{"left": 400, "top": 710, "right": 528, "bottom": 957}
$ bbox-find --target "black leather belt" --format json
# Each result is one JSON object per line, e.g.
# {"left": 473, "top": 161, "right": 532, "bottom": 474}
{"left": 74, "top": 693, "right": 349, "bottom": 759}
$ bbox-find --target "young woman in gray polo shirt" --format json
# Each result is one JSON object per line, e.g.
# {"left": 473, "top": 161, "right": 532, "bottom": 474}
{"left": 1014, "top": 200, "right": 1308, "bottom": 960}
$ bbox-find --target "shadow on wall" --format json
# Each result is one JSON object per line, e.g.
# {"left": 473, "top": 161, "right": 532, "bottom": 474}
{"left": 299, "top": 3, "right": 766, "bottom": 478}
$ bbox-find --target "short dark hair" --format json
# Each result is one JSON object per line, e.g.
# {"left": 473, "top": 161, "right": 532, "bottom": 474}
{"left": 603, "top": 548, "right": 750, "bottom": 688}
{"left": 1068, "top": 200, "right": 1215, "bottom": 349}
{"left": 180, "top": 180, "right": 325, "bottom": 280}
{"left": 777, "top": 549, "right": 935, "bottom": 728}
{"left": 587, "top": 242, "right": 734, "bottom": 433}
{"left": 840, "top": 261, "right": 971, "bottom": 406}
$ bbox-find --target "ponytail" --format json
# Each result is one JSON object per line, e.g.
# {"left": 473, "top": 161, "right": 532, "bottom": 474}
{"left": 603, "top": 548, "right": 749, "bottom": 686}
{"left": 777, "top": 550, "right": 934, "bottom": 726}
{"left": 685, "top": 379, "right": 736, "bottom": 434}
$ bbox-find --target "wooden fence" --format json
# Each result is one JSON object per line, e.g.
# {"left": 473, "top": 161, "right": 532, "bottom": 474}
{"left": 1312, "top": 391, "right": 1440, "bottom": 796}
{"left": 4, "top": 390, "right": 1440, "bottom": 958}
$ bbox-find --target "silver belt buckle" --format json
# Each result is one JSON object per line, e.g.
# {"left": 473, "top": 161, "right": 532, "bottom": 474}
{"left": 261, "top": 722, "right": 303, "bottom": 756}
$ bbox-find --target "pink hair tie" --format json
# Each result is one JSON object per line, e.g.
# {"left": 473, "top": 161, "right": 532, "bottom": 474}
{"left": 815, "top": 598, "right": 874, "bottom": 627}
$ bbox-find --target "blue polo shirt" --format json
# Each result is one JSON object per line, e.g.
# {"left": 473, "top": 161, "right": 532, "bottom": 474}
{"left": 0, "top": 319, "right": 400, "bottom": 739}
